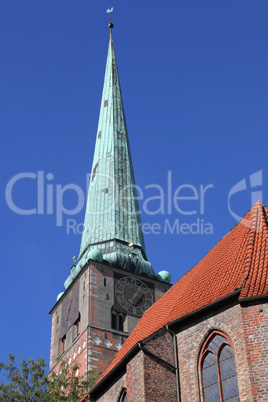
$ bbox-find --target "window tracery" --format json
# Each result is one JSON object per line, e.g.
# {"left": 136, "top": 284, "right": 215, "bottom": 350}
{"left": 200, "top": 331, "right": 240, "bottom": 401}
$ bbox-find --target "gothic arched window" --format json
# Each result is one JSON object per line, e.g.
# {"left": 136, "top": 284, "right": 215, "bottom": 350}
{"left": 200, "top": 332, "right": 240, "bottom": 402}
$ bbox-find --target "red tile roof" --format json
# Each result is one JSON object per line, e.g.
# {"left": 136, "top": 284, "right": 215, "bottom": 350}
{"left": 88, "top": 201, "right": 268, "bottom": 396}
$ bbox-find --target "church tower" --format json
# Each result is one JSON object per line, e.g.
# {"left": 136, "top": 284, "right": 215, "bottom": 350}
{"left": 49, "top": 24, "right": 171, "bottom": 377}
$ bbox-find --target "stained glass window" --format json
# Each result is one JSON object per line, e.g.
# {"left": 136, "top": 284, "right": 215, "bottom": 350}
{"left": 201, "top": 332, "right": 240, "bottom": 401}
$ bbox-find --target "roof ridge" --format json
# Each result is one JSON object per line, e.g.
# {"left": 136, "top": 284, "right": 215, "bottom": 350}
{"left": 238, "top": 201, "right": 268, "bottom": 292}
{"left": 258, "top": 202, "right": 268, "bottom": 235}
{"left": 237, "top": 204, "right": 259, "bottom": 288}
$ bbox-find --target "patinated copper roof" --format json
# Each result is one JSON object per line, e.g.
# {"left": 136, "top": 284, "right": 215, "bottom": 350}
{"left": 76, "top": 26, "right": 157, "bottom": 279}
{"left": 79, "top": 28, "right": 145, "bottom": 254}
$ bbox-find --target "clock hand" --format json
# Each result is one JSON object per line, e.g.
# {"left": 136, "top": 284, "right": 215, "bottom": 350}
{"left": 129, "top": 285, "right": 143, "bottom": 304}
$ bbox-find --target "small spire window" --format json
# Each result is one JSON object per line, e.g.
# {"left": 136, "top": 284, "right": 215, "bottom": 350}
{"left": 73, "top": 314, "right": 81, "bottom": 340}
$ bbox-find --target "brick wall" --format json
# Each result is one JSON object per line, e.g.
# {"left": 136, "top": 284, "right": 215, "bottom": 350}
{"left": 93, "top": 331, "right": 177, "bottom": 401}
{"left": 49, "top": 309, "right": 59, "bottom": 368}
{"left": 176, "top": 303, "right": 253, "bottom": 401}
{"left": 241, "top": 301, "right": 268, "bottom": 400}
{"left": 88, "top": 326, "right": 127, "bottom": 376}
{"left": 92, "top": 372, "right": 126, "bottom": 402}
{"left": 143, "top": 353, "right": 177, "bottom": 401}
{"left": 91, "top": 300, "right": 268, "bottom": 401}
{"left": 143, "top": 329, "right": 175, "bottom": 366}
{"left": 142, "top": 329, "right": 177, "bottom": 400}
{"left": 50, "top": 261, "right": 170, "bottom": 382}
{"left": 127, "top": 351, "right": 145, "bottom": 401}
{"left": 50, "top": 268, "right": 89, "bottom": 371}
{"left": 51, "top": 328, "right": 88, "bottom": 375}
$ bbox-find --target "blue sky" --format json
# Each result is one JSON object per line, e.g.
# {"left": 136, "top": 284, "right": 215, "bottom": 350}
{"left": 1, "top": 1, "right": 268, "bottom": 368}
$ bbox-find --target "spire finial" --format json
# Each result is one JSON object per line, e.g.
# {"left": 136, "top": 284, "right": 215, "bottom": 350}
{"left": 106, "top": 7, "right": 114, "bottom": 29}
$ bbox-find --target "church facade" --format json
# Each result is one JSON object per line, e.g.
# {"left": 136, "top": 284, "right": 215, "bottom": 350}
{"left": 87, "top": 200, "right": 268, "bottom": 401}
{"left": 49, "top": 24, "right": 268, "bottom": 402}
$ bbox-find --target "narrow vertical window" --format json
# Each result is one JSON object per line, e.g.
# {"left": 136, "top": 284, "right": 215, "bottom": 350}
{"left": 73, "top": 314, "right": 80, "bottom": 340}
{"left": 200, "top": 332, "right": 240, "bottom": 401}
{"left": 111, "top": 311, "right": 126, "bottom": 332}
{"left": 59, "top": 335, "right": 66, "bottom": 355}
{"left": 112, "top": 311, "right": 117, "bottom": 330}
{"left": 118, "top": 313, "right": 124, "bottom": 332}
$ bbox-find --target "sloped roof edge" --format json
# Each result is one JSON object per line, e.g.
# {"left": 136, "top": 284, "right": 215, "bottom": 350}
{"left": 88, "top": 289, "right": 242, "bottom": 400}
{"left": 85, "top": 201, "right": 268, "bottom": 399}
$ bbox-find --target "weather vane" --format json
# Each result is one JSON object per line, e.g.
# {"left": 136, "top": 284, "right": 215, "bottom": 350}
{"left": 106, "top": 7, "right": 114, "bottom": 26}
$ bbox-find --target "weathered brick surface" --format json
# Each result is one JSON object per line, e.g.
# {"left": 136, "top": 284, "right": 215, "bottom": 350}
{"left": 241, "top": 302, "right": 268, "bottom": 401}
{"left": 144, "top": 354, "right": 177, "bottom": 401}
{"left": 92, "top": 372, "right": 126, "bottom": 402}
{"left": 49, "top": 261, "right": 169, "bottom": 378}
{"left": 144, "top": 328, "right": 175, "bottom": 367}
{"left": 49, "top": 310, "right": 58, "bottom": 368}
{"left": 94, "top": 331, "right": 176, "bottom": 401}
{"left": 177, "top": 303, "right": 253, "bottom": 401}
{"left": 142, "top": 330, "right": 176, "bottom": 401}
{"left": 91, "top": 301, "right": 268, "bottom": 401}
{"left": 51, "top": 329, "right": 88, "bottom": 375}
{"left": 127, "top": 351, "right": 145, "bottom": 401}
{"left": 88, "top": 326, "right": 127, "bottom": 376}
{"left": 50, "top": 268, "right": 89, "bottom": 371}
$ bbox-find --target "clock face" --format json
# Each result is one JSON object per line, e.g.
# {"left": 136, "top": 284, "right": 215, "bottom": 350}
{"left": 115, "top": 277, "right": 153, "bottom": 316}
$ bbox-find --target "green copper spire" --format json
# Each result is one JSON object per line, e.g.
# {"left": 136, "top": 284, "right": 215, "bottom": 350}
{"left": 77, "top": 25, "right": 156, "bottom": 279}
